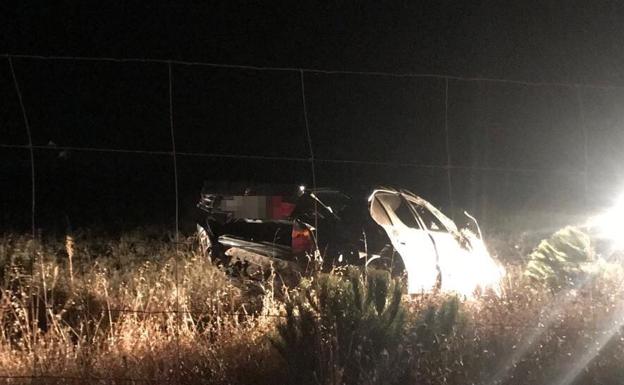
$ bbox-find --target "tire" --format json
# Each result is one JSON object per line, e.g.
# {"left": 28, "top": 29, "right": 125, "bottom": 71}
{"left": 366, "top": 245, "right": 405, "bottom": 277}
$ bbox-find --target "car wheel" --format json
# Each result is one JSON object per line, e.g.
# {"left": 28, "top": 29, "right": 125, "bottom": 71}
{"left": 367, "top": 245, "right": 405, "bottom": 276}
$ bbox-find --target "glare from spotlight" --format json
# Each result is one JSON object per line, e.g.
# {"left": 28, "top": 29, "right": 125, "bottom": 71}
{"left": 590, "top": 194, "right": 624, "bottom": 250}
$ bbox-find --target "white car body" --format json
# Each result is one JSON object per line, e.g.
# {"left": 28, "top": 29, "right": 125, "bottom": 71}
{"left": 368, "top": 188, "right": 504, "bottom": 296}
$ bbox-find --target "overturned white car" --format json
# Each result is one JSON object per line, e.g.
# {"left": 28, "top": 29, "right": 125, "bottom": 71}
{"left": 367, "top": 188, "right": 505, "bottom": 296}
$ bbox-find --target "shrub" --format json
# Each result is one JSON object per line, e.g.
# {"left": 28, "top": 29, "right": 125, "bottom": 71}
{"left": 272, "top": 267, "right": 406, "bottom": 385}
{"left": 524, "top": 226, "right": 594, "bottom": 291}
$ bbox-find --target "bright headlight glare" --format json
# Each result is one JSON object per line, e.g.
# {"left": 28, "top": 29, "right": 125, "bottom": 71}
{"left": 590, "top": 194, "right": 624, "bottom": 249}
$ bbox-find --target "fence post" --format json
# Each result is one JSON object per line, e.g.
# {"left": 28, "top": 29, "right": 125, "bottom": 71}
{"left": 8, "top": 55, "right": 39, "bottom": 379}
{"left": 575, "top": 86, "right": 590, "bottom": 205}
{"left": 443, "top": 77, "right": 455, "bottom": 219}
{"left": 168, "top": 60, "right": 182, "bottom": 383}
{"left": 299, "top": 70, "right": 319, "bottom": 246}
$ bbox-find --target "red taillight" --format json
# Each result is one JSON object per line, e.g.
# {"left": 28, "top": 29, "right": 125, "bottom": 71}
{"left": 292, "top": 225, "right": 314, "bottom": 254}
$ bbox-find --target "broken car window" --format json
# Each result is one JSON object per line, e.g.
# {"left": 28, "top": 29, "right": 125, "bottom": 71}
{"left": 374, "top": 193, "right": 422, "bottom": 229}
{"left": 411, "top": 203, "right": 447, "bottom": 232}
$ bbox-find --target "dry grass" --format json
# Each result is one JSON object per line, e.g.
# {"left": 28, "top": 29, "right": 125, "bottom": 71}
{"left": 0, "top": 231, "right": 284, "bottom": 384}
{"left": 0, "top": 230, "right": 624, "bottom": 385}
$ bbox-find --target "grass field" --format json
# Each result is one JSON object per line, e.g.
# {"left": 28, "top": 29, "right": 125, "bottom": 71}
{"left": 1, "top": 228, "right": 624, "bottom": 385}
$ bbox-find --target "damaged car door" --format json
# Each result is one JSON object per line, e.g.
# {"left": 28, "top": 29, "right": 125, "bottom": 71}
{"left": 369, "top": 189, "right": 439, "bottom": 293}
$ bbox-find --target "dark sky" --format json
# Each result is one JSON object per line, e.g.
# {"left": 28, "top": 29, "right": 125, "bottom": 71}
{"left": 4, "top": 2, "right": 624, "bottom": 83}
{"left": 2, "top": 2, "right": 624, "bottom": 232}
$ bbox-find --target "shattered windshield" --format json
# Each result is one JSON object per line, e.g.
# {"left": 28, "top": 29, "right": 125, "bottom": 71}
{"left": 411, "top": 203, "right": 447, "bottom": 232}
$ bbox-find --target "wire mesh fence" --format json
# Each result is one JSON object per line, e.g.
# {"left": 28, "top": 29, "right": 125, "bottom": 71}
{"left": 6, "top": 53, "right": 624, "bottom": 235}
{"left": 2, "top": 53, "right": 624, "bottom": 383}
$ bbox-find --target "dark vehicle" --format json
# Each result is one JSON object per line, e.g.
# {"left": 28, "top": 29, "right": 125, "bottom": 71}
{"left": 197, "top": 185, "right": 388, "bottom": 267}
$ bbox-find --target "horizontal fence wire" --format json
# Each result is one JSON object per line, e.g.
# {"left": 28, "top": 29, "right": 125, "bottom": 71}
{"left": 0, "top": 374, "right": 156, "bottom": 383}
{"left": 0, "top": 305, "right": 618, "bottom": 327}
{"left": 0, "top": 305, "right": 286, "bottom": 318}
{"left": 0, "top": 143, "right": 589, "bottom": 176}
{"left": 4, "top": 53, "right": 624, "bottom": 89}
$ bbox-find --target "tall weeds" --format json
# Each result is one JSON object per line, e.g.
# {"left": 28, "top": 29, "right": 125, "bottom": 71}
{"left": 1, "top": 230, "right": 624, "bottom": 385}
{"left": 0, "top": 232, "right": 282, "bottom": 384}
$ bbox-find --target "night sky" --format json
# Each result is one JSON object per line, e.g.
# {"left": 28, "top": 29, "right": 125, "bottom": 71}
{"left": 2, "top": 2, "right": 624, "bottom": 233}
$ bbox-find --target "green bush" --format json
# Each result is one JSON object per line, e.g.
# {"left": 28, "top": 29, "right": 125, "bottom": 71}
{"left": 524, "top": 226, "right": 594, "bottom": 291}
{"left": 272, "top": 267, "right": 406, "bottom": 385}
